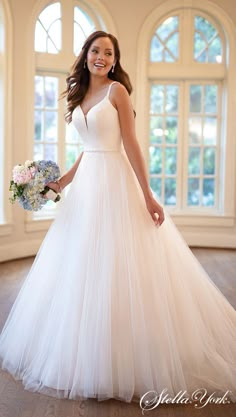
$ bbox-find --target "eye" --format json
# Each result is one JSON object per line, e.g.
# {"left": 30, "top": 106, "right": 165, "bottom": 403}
{"left": 91, "top": 49, "right": 98, "bottom": 53}
{"left": 106, "top": 52, "right": 112, "bottom": 56}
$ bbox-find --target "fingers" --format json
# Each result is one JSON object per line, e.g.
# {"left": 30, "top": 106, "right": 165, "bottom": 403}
{"left": 158, "top": 207, "right": 165, "bottom": 225}
{"left": 151, "top": 207, "right": 165, "bottom": 226}
{"left": 151, "top": 212, "right": 159, "bottom": 226}
{"left": 146, "top": 198, "right": 165, "bottom": 226}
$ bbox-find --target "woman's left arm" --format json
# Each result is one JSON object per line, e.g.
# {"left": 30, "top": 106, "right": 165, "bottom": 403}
{"left": 111, "top": 83, "right": 165, "bottom": 226}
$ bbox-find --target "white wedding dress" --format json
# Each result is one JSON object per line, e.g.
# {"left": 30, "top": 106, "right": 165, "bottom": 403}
{"left": 0, "top": 82, "right": 235, "bottom": 403}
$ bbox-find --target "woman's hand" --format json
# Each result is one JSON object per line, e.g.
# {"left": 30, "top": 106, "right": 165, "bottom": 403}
{"left": 46, "top": 181, "right": 60, "bottom": 193}
{"left": 145, "top": 196, "right": 165, "bottom": 226}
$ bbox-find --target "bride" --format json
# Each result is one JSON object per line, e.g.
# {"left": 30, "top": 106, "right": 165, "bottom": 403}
{"left": 0, "top": 30, "right": 235, "bottom": 404}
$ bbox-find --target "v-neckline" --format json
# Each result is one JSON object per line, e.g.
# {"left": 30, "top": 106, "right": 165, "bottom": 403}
{"left": 79, "top": 96, "right": 108, "bottom": 119}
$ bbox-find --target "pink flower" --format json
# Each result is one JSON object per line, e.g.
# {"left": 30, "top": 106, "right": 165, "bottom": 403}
{"left": 12, "top": 166, "right": 32, "bottom": 184}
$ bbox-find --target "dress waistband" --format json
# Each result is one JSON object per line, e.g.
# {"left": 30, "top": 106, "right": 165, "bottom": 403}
{"left": 83, "top": 149, "right": 120, "bottom": 153}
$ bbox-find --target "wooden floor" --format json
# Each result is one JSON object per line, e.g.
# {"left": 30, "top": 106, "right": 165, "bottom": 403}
{"left": 0, "top": 248, "right": 235, "bottom": 417}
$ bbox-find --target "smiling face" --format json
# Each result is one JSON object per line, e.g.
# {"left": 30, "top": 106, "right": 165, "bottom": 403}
{"left": 86, "top": 36, "right": 116, "bottom": 77}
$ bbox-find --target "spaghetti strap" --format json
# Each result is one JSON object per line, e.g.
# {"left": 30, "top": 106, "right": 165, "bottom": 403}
{"left": 106, "top": 81, "right": 118, "bottom": 97}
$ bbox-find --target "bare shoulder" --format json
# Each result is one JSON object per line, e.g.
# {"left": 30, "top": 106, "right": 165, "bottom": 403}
{"left": 111, "top": 82, "right": 128, "bottom": 97}
{"left": 109, "top": 82, "right": 131, "bottom": 110}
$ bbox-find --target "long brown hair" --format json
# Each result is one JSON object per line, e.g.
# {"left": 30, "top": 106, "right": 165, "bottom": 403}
{"left": 61, "top": 31, "right": 133, "bottom": 123}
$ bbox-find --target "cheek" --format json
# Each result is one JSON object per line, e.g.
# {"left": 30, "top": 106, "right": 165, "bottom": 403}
{"left": 87, "top": 52, "right": 94, "bottom": 62}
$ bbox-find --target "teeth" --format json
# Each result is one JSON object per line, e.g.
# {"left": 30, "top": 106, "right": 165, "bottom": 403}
{"left": 94, "top": 63, "right": 105, "bottom": 67}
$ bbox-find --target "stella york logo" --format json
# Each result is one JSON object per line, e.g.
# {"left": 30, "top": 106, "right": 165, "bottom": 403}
{"left": 139, "top": 388, "right": 233, "bottom": 414}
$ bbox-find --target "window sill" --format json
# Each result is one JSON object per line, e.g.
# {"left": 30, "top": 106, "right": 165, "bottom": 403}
{"left": 169, "top": 212, "right": 235, "bottom": 227}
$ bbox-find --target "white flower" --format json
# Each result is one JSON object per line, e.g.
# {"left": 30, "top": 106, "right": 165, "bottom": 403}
{"left": 24, "top": 160, "right": 34, "bottom": 168}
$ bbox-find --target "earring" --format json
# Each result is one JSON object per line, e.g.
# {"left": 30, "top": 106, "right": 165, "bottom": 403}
{"left": 84, "top": 60, "right": 87, "bottom": 69}
{"left": 112, "top": 64, "right": 115, "bottom": 73}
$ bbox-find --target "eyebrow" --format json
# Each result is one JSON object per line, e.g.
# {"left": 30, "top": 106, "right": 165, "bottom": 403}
{"left": 92, "top": 45, "right": 113, "bottom": 51}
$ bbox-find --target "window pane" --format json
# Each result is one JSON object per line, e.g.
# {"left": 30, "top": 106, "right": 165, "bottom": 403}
{"left": 150, "top": 85, "right": 164, "bottom": 113}
{"left": 204, "top": 85, "right": 217, "bottom": 113}
{"left": 166, "top": 32, "right": 178, "bottom": 59}
{"left": 194, "top": 32, "right": 206, "bottom": 61}
{"left": 35, "top": 21, "right": 47, "bottom": 53}
{"left": 74, "top": 7, "right": 96, "bottom": 56}
{"left": 45, "top": 111, "right": 57, "bottom": 142}
{"left": 150, "top": 16, "right": 179, "bottom": 62}
{"left": 34, "top": 143, "right": 44, "bottom": 160}
{"left": 45, "top": 77, "right": 58, "bottom": 108}
{"left": 190, "top": 85, "right": 202, "bottom": 113}
{"left": 194, "top": 15, "right": 222, "bottom": 63}
{"left": 149, "top": 83, "right": 179, "bottom": 206}
{"left": 150, "top": 117, "right": 163, "bottom": 144}
{"left": 203, "top": 148, "right": 215, "bottom": 175}
{"left": 150, "top": 177, "right": 162, "bottom": 199}
{"left": 164, "top": 50, "right": 174, "bottom": 62}
{"left": 187, "top": 82, "right": 219, "bottom": 209}
{"left": 165, "top": 117, "right": 178, "bottom": 144}
{"left": 34, "top": 2, "right": 61, "bottom": 54}
{"left": 150, "top": 36, "right": 163, "bottom": 62}
{"left": 156, "top": 16, "right": 178, "bottom": 41}
{"left": 34, "top": 110, "right": 43, "bottom": 140}
{"left": 164, "top": 178, "right": 176, "bottom": 205}
{"left": 189, "top": 118, "right": 202, "bottom": 144}
{"left": 47, "top": 20, "right": 61, "bottom": 53}
{"left": 195, "top": 15, "right": 217, "bottom": 42}
{"left": 34, "top": 75, "right": 59, "bottom": 163}
{"left": 45, "top": 144, "right": 57, "bottom": 161}
{"left": 203, "top": 118, "right": 217, "bottom": 145}
{"left": 188, "top": 147, "right": 201, "bottom": 175}
{"left": 203, "top": 179, "right": 215, "bottom": 206}
{"left": 208, "top": 36, "right": 222, "bottom": 63}
{"left": 165, "top": 147, "right": 177, "bottom": 175}
{"left": 149, "top": 147, "right": 162, "bottom": 174}
{"left": 35, "top": 76, "right": 43, "bottom": 106}
{"left": 166, "top": 85, "right": 178, "bottom": 112}
{"left": 188, "top": 178, "right": 200, "bottom": 205}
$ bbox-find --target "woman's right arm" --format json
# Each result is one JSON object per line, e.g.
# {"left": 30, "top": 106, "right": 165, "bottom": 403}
{"left": 47, "top": 151, "right": 84, "bottom": 193}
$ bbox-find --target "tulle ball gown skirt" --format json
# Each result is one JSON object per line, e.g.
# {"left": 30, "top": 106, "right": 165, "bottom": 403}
{"left": 0, "top": 150, "right": 235, "bottom": 403}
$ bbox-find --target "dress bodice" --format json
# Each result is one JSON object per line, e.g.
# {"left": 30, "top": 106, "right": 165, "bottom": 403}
{"left": 72, "top": 82, "right": 122, "bottom": 152}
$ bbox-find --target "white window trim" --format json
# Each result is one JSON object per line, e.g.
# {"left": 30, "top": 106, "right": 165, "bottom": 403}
{"left": 0, "top": 0, "right": 13, "bottom": 235}
{"left": 25, "top": 0, "right": 117, "bottom": 231}
{"left": 136, "top": 0, "right": 236, "bottom": 230}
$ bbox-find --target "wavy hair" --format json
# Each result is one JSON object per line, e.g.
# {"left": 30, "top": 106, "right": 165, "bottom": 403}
{"left": 61, "top": 31, "right": 133, "bottom": 123}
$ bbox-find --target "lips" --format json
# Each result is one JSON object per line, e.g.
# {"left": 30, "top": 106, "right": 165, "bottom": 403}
{"left": 94, "top": 63, "right": 106, "bottom": 68}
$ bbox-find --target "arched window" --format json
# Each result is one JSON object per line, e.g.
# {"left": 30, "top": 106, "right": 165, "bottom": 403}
{"left": 35, "top": 2, "right": 62, "bottom": 54}
{"left": 33, "top": 1, "right": 106, "bottom": 220}
{"left": 148, "top": 11, "right": 224, "bottom": 212}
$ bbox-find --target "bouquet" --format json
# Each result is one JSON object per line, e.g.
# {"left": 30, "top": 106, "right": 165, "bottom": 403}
{"left": 9, "top": 160, "right": 61, "bottom": 211}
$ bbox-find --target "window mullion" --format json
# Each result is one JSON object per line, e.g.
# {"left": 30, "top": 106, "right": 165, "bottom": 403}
{"left": 182, "top": 80, "right": 190, "bottom": 211}
{"left": 216, "top": 81, "right": 222, "bottom": 212}
{"left": 182, "top": 8, "right": 193, "bottom": 65}
{"left": 61, "top": 0, "right": 73, "bottom": 58}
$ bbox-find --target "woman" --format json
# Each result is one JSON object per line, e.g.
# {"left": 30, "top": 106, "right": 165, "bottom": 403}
{"left": 0, "top": 31, "right": 235, "bottom": 404}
